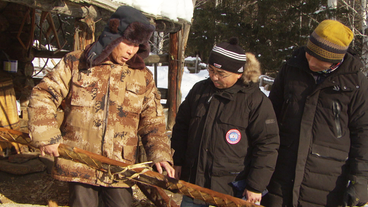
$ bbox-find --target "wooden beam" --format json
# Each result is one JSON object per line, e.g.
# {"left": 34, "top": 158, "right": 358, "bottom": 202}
{"left": 144, "top": 54, "right": 169, "bottom": 65}
{"left": 1, "top": 0, "right": 99, "bottom": 19}
{"left": 155, "top": 20, "right": 182, "bottom": 33}
{"left": 1, "top": 0, "right": 187, "bottom": 33}
{"left": 33, "top": 49, "right": 69, "bottom": 58}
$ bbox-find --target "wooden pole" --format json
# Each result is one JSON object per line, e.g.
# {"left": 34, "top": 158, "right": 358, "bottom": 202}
{"left": 167, "top": 32, "right": 179, "bottom": 130}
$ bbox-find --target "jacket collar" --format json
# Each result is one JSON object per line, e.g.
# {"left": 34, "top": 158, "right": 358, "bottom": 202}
{"left": 208, "top": 79, "right": 256, "bottom": 101}
{"left": 287, "top": 46, "right": 363, "bottom": 76}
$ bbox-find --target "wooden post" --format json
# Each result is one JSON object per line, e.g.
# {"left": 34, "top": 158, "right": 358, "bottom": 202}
{"left": 167, "top": 32, "right": 179, "bottom": 130}
{"left": 167, "top": 23, "right": 191, "bottom": 130}
{"left": 177, "top": 23, "right": 191, "bottom": 108}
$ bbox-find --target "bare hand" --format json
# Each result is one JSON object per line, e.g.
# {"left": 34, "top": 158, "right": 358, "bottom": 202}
{"left": 243, "top": 189, "right": 262, "bottom": 205}
{"left": 155, "top": 161, "right": 175, "bottom": 178}
{"left": 174, "top": 166, "right": 182, "bottom": 180}
{"left": 40, "top": 143, "right": 60, "bottom": 157}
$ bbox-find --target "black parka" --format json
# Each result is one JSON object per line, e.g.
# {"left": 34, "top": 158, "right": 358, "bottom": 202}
{"left": 265, "top": 47, "right": 368, "bottom": 206}
{"left": 172, "top": 78, "right": 279, "bottom": 197}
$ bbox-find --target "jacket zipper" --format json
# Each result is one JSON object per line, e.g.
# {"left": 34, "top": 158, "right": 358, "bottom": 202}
{"left": 332, "top": 101, "right": 342, "bottom": 138}
{"left": 101, "top": 73, "right": 111, "bottom": 152}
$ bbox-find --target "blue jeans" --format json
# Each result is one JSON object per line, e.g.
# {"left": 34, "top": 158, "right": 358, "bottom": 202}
{"left": 180, "top": 196, "right": 209, "bottom": 207}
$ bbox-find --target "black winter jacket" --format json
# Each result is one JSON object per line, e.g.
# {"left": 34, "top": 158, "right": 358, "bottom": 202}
{"left": 265, "top": 47, "right": 368, "bottom": 206}
{"left": 172, "top": 78, "right": 279, "bottom": 197}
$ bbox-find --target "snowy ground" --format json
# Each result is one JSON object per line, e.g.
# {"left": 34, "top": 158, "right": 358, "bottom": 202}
{"left": 146, "top": 65, "right": 271, "bottom": 103}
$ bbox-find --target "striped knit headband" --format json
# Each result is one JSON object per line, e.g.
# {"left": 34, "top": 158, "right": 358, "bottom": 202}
{"left": 306, "top": 19, "right": 353, "bottom": 63}
{"left": 208, "top": 37, "right": 247, "bottom": 73}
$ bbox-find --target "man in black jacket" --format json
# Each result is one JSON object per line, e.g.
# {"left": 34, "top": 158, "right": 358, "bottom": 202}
{"left": 171, "top": 38, "right": 280, "bottom": 206}
{"left": 262, "top": 19, "right": 368, "bottom": 207}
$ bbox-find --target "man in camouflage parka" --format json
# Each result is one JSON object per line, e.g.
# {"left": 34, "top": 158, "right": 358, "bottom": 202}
{"left": 28, "top": 6, "right": 174, "bottom": 207}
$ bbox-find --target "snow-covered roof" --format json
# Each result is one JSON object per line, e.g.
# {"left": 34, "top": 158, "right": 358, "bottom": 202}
{"left": 12, "top": 0, "right": 194, "bottom": 25}
{"left": 112, "top": 0, "right": 194, "bottom": 23}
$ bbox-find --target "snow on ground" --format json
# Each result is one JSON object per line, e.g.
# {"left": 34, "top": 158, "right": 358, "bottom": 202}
{"left": 146, "top": 65, "right": 271, "bottom": 102}
{"left": 147, "top": 66, "right": 209, "bottom": 103}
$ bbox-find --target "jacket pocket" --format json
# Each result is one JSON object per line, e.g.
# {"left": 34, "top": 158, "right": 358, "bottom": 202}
{"left": 122, "top": 145, "right": 137, "bottom": 162}
{"left": 311, "top": 144, "right": 348, "bottom": 162}
{"left": 70, "top": 74, "right": 97, "bottom": 107}
{"left": 124, "top": 82, "right": 145, "bottom": 114}
{"left": 212, "top": 156, "right": 245, "bottom": 177}
{"left": 332, "top": 101, "right": 342, "bottom": 138}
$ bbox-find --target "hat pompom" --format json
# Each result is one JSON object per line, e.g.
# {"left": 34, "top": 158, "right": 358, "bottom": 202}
{"left": 229, "top": 37, "right": 239, "bottom": 45}
{"left": 109, "top": 18, "right": 120, "bottom": 34}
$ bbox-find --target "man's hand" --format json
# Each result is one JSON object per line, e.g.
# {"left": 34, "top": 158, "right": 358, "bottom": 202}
{"left": 174, "top": 166, "right": 182, "bottom": 180}
{"left": 155, "top": 161, "right": 175, "bottom": 178}
{"left": 243, "top": 189, "right": 262, "bottom": 205}
{"left": 343, "top": 179, "right": 368, "bottom": 206}
{"left": 40, "top": 143, "right": 60, "bottom": 157}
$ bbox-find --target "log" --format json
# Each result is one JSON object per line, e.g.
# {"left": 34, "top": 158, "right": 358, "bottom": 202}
{"left": 0, "top": 127, "right": 261, "bottom": 207}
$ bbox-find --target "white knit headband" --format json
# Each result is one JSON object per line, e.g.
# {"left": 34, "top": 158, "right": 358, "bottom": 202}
{"left": 212, "top": 46, "right": 247, "bottom": 61}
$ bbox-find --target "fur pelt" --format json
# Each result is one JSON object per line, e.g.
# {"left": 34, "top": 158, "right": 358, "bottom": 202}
{"left": 241, "top": 52, "right": 261, "bottom": 85}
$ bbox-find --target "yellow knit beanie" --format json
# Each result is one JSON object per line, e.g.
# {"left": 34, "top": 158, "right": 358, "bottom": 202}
{"left": 306, "top": 19, "right": 353, "bottom": 63}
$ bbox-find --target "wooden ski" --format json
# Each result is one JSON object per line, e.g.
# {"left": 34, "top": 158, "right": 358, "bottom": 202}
{"left": 0, "top": 127, "right": 261, "bottom": 207}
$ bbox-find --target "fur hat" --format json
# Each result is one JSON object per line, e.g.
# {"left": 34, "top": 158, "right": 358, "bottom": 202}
{"left": 306, "top": 19, "right": 353, "bottom": 63}
{"left": 208, "top": 37, "right": 247, "bottom": 74}
{"left": 87, "top": 6, "right": 155, "bottom": 67}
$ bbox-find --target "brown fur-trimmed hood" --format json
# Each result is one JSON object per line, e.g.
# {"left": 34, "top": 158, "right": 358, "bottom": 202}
{"left": 241, "top": 52, "right": 261, "bottom": 85}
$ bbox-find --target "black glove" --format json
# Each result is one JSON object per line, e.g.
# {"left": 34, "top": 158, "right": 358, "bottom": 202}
{"left": 343, "top": 176, "right": 368, "bottom": 207}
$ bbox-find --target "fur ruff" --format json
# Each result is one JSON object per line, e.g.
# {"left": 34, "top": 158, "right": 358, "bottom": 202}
{"left": 241, "top": 52, "right": 261, "bottom": 85}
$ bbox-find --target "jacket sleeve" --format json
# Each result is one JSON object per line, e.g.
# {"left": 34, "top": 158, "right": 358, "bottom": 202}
{"left": 347, "top": 72, "right": 368, "bottom": 178}
{"left": 138, "top": 71, "right": 173, "bottom": 165}
{"left": 28, "top": 57, "right": 72, "bottom": 147}
{"left": 245, "top": 91, "right": 280, "bottom": 192}
{"left": 171, "top": 84, "right": 197, "bottom": 166}
{"left": 268, "top": 64, "right": 286, "bottom": 120}
{"left": 344, "top": 72, "right": 368, "bottom": 205}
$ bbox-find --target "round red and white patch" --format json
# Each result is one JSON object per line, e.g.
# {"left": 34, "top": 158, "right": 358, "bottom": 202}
{"left": 226, "top": 129, "right": 241, "bottom": 145}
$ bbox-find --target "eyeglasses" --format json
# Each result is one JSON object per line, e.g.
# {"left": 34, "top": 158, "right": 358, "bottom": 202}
{"left": 207, "top": 67, "right": 232, "bottom": 79}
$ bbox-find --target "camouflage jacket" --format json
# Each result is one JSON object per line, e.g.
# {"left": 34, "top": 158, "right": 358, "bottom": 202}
{"left": 28, "top": 50, "right": 172, "bottom": 187}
